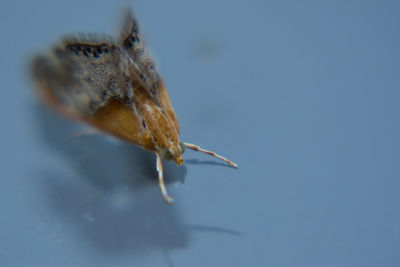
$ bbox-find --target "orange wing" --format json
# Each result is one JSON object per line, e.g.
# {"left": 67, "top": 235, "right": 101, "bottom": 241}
{"left": 31, "top": 11, "right": 180, "bottom": 151}
{"left": 31, "top": 8, "right": 237, "bottom": 205}
{"left": 31, "top": 32, "right": 155, "bottom": 150}
{"left": 119, "top": 9, "right": 180, "bottom": 133}
{"left": 156, "top": 80, "right": 180, "bottom": 133}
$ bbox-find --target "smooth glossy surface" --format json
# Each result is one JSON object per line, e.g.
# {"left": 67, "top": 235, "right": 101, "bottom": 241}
{"left": 1, "top": 1, "right": 400, "bottom": 266}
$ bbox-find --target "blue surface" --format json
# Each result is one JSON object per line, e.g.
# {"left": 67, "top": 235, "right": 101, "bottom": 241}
{"left": 1, "top": 1, "right": 400, "bottom": 266}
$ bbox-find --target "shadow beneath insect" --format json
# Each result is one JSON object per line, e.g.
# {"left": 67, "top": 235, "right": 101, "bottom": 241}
{"left": 185, "top": 159, "right": 236, "bottom": 169}
{"left": 34, "top": 104, "right": 189, "bottom": 255}
{"left": 186, "top": 224, "right": 242, "bottom": 236}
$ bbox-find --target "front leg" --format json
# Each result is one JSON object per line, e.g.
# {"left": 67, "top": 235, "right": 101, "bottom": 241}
{"left": 156, "top": 153, "right": 175, "bottom": 204}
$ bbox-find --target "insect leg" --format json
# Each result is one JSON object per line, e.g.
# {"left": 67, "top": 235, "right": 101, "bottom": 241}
{"left": 183, "top": 142, "right": 238, "bottom": 168}
{"left": 156, "top": 153, "right": 175, "bottom": 204}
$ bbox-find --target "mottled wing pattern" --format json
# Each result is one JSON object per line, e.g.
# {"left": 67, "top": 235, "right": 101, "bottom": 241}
{"left": 32, "top": 34, "right": 130, "bottom": 116}
{"left": 120, "top": 9, "right": 180, "bottom": 132}
{"left": 119, "top": 9, "right": 160, "bottom": 96}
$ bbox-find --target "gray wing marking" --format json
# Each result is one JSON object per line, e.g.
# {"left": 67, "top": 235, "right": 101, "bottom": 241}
{"left": 119, "top": 9, "right": 161, "bottom": 97}
{"left": 32, "top": 34, "right": 130, "bottom": 115}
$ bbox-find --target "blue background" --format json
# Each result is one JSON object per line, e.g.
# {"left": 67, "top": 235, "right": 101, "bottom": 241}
{"left": 1, "top": 0, "right": 400, "bottom": 266}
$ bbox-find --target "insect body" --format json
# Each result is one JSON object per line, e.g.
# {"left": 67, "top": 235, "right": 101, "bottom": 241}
{"left": 31, "top": 9, "right": 237, "bottom": 204}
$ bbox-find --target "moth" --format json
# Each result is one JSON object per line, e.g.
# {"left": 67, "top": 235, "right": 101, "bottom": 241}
{"left": 31, "top": 9, "right": 237, "bottom": 204}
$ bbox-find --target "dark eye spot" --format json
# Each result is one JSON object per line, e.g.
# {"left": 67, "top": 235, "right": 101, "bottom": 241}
{"left": 77, "top": 46, "right": 82, "bottom": 51}
{"left": 150, "top": 87, "right": 157, "bottom": 95}
{"left": 97, "top": 48, "right": 103, "bottom": 54}
{"left": 87, "top": 47, "right": 92, "bottom": 53}
{"left": 104, "top": 48, "right": 109, "bottom": 53}
{"left": 124, "top": 39, "right": 133, "bottom": 49}
{"left": 83, "top": 49, "right": 89, "bottom": 57}
{"left": 131, "top": 36, "right": 140, "bottom": 43}
{"left": 93, "top": 51, "right": 99, "bottom": 58}
{"left": 139, "top": 73, "right": 144, "bottom": 80}
{"left": 102, "top": 90, "right": 108, "bottom": 100}
{"left": 141, "top": 120, "right": 147, "bottom": 129}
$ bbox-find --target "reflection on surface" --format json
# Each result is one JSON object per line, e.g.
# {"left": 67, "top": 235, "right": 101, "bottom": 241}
{"left": 187, "top": 224, "right": 242, "bottom": 236}
{"left": 185, "top": 158, "right": 237, "bottom": 169}
{"left": 34, "top": 104, "right": 189, "bottom": 255}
